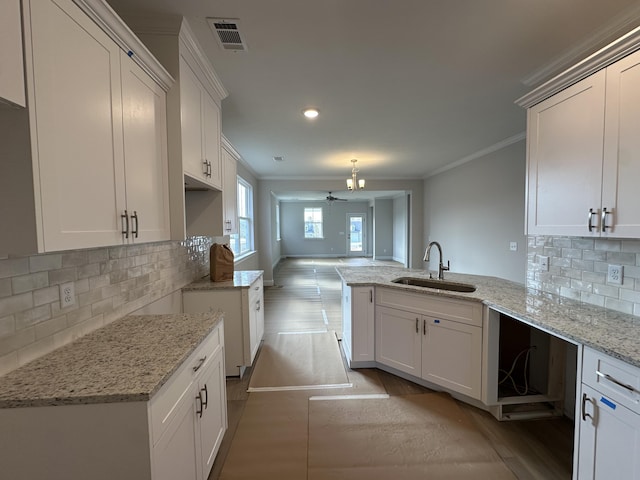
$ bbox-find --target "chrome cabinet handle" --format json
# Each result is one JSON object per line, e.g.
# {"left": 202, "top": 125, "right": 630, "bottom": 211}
{"left": 588, "top": 208, "right": 596, "bottom": 232}
{"left": 192, "top": 356, "right": 207, "bottom": 372}
{"left": 369, "top": 289, "right": 373, "bottom": 303}
{"left": 207, "top": 161, "right": 212, "bottom": 177}
{"left": 195, "top": 391, "right": 203, "bottom": 418}
{"left": 415, "top": 318, "right": 419, "bottom": 333}
{"left": 131, "top": 211, "right": 139, "bottom": 238}
{"left": 202, "top": 159, "right": 208, "bottom": 176}
{"left": 581, "top": 393, "right": 594, "bottom": 421}
{"left": 601, "top": 208, "right": 612, "bottom": 232}
{"left": 423, "top": 319, "right": 427, "bottom": 335}
{"left": 596, "top": 370, "right": 640, "bottom": 395}
{"left": 201, "top": 384, "right": 208, "bottom": 409}
{"left": 121, "top": 210, "right": 129, "bottom": 239}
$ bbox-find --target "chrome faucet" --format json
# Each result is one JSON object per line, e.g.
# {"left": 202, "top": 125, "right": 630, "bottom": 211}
{"left": 423, "top": 241, "right": 450, "bottom": 280}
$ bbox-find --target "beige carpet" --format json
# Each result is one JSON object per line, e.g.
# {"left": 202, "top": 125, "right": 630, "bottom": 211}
{"left": 248, "top": 331, "right": 352, "bottom": 392}
{"left": 308, "top": 392, "right": 517, "bottom": 480}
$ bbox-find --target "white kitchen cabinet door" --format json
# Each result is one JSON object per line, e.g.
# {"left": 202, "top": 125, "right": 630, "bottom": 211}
{"left": 120, "top": 51, "right": 170, "bottom": 243}
{"left": 577, "top": 384, "right": 640, "bottom": 480}
{"left": 375, "top": 305, "right": 421, "bottom": 376}
{"left": 247, "top": 277, "right": 265, "bottom": 363}
{"left": 29, "top": 0, "right": 127, "bottom": 251}
{"left": 421, "top": 316, "right": 482, "bottom": 400}
{"left": 179, "top": 54, "right": 222, "bottom": 189}
{"left": 526, "top": 70, "right": 606, "bottom": 236}
{"left": 351, "top": 286, "right": 375, "bottom": 363}
{"left": 202, "top": 91, "right": 222, "bottom": 189}
{"left": 0, "top": 0, "right": 25, "bottom": 107}
{"left": 222, "top": 144, "right": 238, "bottom": 234}
{"left": 602, "top": 49, "right": 640, "bottom": 238}
{"left": 196, "top": 348, "right": 227, "bottom": 480}
{"left": 153, "top": 390, "right": 199, "bottom": 480}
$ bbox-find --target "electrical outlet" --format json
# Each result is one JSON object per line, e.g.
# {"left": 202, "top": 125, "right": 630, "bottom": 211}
{"left": 509, "top": 241, "right": 518, "bottom": 252}
{"left": 60, "top": 282, "right": 75, "bottom": 308}
{"left": 539, "top": 255, "right": 549, "bottom": 271}
{"left": 607, "top": 264, "right": 623, "bottom": 285}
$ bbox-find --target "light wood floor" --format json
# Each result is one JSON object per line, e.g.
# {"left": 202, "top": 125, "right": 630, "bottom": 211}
{"left": 208, "top": 258, "right": 574, "bottom": 480}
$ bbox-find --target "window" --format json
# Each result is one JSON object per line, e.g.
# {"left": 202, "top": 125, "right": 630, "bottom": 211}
{"left": 304, "top": 207, "right": 323, "bottom": 239}
{"left": 230, "top": 176, "right": 253, "bottom": 257}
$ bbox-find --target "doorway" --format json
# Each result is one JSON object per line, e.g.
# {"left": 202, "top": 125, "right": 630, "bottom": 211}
{"left": 347, "top": 214, "right": 365, "bottom": 256}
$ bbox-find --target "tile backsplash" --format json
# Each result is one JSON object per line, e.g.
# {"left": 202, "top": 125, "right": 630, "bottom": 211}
{"left": 527, "top": 236, "right": 640, "bottom": 316}
{"left": 0, "top": 237, "right": 214, "bottom": 376}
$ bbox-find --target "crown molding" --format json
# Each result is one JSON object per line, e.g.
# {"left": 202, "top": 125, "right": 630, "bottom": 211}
{"left": 221, "top": 134, "right": 260, "bottom": 179}
{"left": 516, "top": 25, "right": 640, "bottom": 108}
{"left": 424, "top": 132, "right": 526, "bottom": 179}
{"left": 179, "top": 19, "right": 228, "bottom": 100}
{"left": 72, "top": 0, "right": 174, "bottom": 91}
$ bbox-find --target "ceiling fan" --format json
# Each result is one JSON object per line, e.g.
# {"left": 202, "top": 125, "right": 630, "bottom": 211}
{"left": 326, "top": 191, "right": 347, "bottom": 203}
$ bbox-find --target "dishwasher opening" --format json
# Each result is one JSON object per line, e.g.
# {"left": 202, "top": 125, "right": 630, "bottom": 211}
{"left": 487, "top": 310, "right": 578, "bottom": 421}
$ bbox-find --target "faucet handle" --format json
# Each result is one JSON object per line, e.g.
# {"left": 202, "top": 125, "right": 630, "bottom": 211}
{"left": 442, "top": 260, "right": 450, "bottom": 272}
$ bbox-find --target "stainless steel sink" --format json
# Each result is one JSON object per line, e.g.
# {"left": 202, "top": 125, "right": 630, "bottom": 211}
{"left": 391, "top": 277, "right": 476, "bottom": 293}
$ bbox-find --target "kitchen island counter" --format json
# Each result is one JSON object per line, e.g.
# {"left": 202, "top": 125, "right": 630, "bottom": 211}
{"left": 0, "top": 312, "right": 223, "bottom": 408}
{"left": 337, "top": 266, "right": 640, "bottom": 369}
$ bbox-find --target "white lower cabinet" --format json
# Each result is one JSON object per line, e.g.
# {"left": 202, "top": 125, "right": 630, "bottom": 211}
{"left": 375, "top": 288, "right": 483, "bottom": 400}
{"left": 183, "top": 275, "right": 264, "bottom": 377}
{"left": 0, "top": 322, "right": 226, "bottom": 480}
{"left": 576, "top": 347, "right": 640, "bottom": 479}
{"left": 341, "top": 282, "right": 375, "bottom": 367}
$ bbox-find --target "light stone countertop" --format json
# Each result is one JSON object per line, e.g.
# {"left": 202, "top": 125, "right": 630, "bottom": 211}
{"left": 0, "top": 312, "right": 223, "bottom": 409}
{"left": 182, "top": 270, "right": 263, "bottom": 291}
{"left": 336, "top": 266, "right": 640, "bottom": 369}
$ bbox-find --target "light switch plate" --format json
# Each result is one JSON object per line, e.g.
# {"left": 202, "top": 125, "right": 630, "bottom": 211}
{"left": 607, "top": 264, "right": 623, "bottom": 285}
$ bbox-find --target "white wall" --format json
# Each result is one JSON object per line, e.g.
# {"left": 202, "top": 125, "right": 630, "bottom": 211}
{"left": 423, "top": 141, "right": 527, "bottom": 283}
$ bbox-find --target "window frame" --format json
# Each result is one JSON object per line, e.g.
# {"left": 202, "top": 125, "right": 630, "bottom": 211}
{"left": 230, "top": 175, "right": 254, "bottom": 258}
{"left": 304, "top": 207, "right": 324, "bottom": 239}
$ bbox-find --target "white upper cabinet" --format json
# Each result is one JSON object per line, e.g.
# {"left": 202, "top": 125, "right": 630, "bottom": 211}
{"left": 120, "top": 51, "right": 171, "bottom": 243}
{"left": 0, "top": 0, "right": 26, "bottom": 107}
{"left": 521, "top": 31, "right": 640, "bottom": 238}
{"left": 0, "top": 0, "right": 173, "bottom": 256}
{"left": 601, "top": 49, "right": 640, "bottom": 238}
{"left": 222, "top": 137, "right": 239, "bottom": 235}
{"left": 526, "top": 71, "right": 606, "bottom": 237}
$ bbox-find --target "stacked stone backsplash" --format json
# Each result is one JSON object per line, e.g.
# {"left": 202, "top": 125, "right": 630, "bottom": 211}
{"left": 0, "top": 236, "right": 213, "bottom": 376}
{"left": 528, "top": 236, "right": 640, "bottom": 317}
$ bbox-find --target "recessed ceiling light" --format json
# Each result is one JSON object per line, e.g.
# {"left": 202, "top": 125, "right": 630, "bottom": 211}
{"left": 303, "top": 108, "right": 319, "bottom": 119}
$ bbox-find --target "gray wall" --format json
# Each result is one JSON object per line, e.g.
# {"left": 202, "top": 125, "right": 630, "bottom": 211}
{"left": 423, "top": 141, "right": 527, "bottom": 283}
{"left": 393, "top": 196, "right": 408, "bottom": 264}
{"left": 373, "top": 199, "right": 393, "bottom": 259}
{"left": 279, "top": 201, "right": 370, "bottom": 257}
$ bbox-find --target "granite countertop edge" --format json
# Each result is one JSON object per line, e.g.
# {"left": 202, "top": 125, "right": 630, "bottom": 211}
{"left": 336, "top": 266, "right": 640, "bottom": 369}
{"left": 0, "top": 312, "right": 224, "bottom": 409}
{"left": 182, "top": 270, "right": 264, "bottom": 291}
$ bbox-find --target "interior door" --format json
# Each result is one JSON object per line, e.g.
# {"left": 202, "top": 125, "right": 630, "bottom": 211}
{"left": 347, "top": 214, "right": 365, "bottom": 256}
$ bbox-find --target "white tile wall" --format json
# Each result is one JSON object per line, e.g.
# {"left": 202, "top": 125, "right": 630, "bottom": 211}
{"left": 528, "top": 236, "right": 640, "bottom": 317}
{"left": 0, "top": 237, "right": 213, "bottom": 376}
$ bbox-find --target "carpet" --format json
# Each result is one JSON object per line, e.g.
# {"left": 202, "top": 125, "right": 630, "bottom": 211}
{"left": 308, "top": 392, "right": 517, "bottom": 479}
{"left": 248, "top": 331, "right": 352, "bottom": 392}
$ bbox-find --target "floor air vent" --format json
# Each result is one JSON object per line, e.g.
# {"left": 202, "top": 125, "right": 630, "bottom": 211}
{"left": 207, "top": 18, "right": 247, "bottom": 51}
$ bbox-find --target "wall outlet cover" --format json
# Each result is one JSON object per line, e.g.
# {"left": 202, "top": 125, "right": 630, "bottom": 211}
{"left": 60, "top": 282, "right": 75, "bottom": 308}
{"left": 607, "top": 264, "right": 623, "bottom": 285}
{"left": 539, "top": 255, "right": 549, "bottom": 271}
{"left": 509, "top": 241, "right": 518, "bottom": 252}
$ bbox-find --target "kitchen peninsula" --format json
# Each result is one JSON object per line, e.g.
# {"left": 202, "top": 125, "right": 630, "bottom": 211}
{"left": 338, "top": 265, "right": 640, "bottom": 478}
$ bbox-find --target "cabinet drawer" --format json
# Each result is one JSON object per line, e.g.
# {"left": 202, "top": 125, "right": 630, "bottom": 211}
{"left": 376, "top": 287, "right": 482, "bottom": 327}
{"left": 149, "top": 323, "right": 223, "bottom": 445}
{"left": 582, "top": 347, "right": 640, "bottom": 414}
{"left": 248, "top": 277, "right": 263, "bottom": 301}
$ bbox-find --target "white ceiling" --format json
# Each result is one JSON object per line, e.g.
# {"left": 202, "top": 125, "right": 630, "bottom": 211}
{"left": 108, "top": 0, "right": 640, "bottom": 192}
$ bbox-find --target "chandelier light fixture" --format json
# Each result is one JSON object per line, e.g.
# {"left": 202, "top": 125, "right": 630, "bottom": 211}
{"left": 346, "top": 159, "right": 365, "bottom": 191}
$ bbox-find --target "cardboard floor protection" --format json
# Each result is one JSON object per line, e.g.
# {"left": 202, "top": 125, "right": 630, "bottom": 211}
{"left": 248, "top": 331, "right": 351, "bottom": 392}
{"left": 308, "top": 392, "right": 517, "bottom": 480}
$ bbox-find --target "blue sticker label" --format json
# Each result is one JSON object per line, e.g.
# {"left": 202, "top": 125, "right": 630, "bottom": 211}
{"left": 434, "top": 319, "right": 440, "bottom": 324}
{"left": 601, "top": 396, "right": 617, "bottom": 410}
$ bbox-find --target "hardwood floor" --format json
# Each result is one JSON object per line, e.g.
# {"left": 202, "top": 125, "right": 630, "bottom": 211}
{"left": 208, "top": 258, "right": 574, "bottom": 480}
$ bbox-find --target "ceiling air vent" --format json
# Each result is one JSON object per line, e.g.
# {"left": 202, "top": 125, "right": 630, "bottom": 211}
{"left": 207, "top": 18, "right": 247, "bottom": 51}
